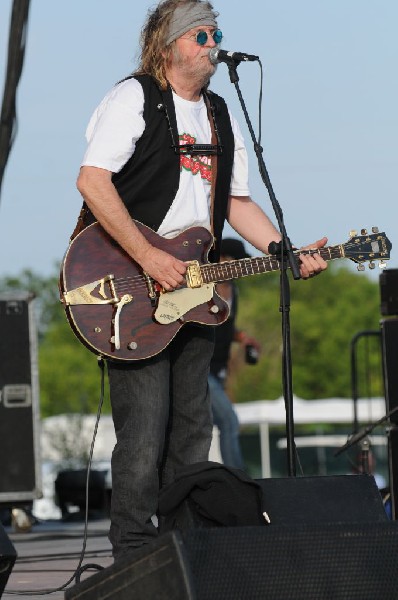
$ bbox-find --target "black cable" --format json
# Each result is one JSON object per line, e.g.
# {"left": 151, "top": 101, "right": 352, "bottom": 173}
{"left": 75, "top": 563, "right": 104, "bottom": 585}
{"left": 6, "top": 357, "right": 108, "bottom": 595}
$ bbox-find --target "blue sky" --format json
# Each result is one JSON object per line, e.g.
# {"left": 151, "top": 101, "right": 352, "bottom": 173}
{"left": 0, "top": 0, "right": 396, "bottom": 279}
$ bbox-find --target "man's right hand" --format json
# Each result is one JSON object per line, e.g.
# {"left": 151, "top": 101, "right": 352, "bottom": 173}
{"left": 76, "top": 168, "right": 187, "bottom": 291}
{"left": 139, "top": 245, "right": 187, "bottom": 292}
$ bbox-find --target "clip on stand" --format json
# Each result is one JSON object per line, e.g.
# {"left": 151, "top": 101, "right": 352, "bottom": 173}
{"left": 334, "top": 406, "right": 398, "bottom": 500}
{"left": 224, "top": 57, "right": 301, "bottom": 476}
{"left": 334, "top": 407, "right": 398, "bottom": 519}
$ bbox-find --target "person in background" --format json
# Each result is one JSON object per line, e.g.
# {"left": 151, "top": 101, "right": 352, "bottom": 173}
{"left": 353, "top": 448, "right": 387, "bottom": 490}
{"left": 209, "top": 238, "right": 261, "bottom": 471}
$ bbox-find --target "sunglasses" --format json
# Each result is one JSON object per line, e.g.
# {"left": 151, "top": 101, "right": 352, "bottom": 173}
{"left": 183, "top": 29, "right": 223, "bottom": 46}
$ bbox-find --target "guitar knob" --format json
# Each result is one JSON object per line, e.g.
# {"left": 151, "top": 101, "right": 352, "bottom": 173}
{"left": 369, "top": 261, "right": 376, "bottom": 270}
{"left": 379, "top": 260, "right": 387, "bottom": 269}
{"left": 372, "top": 227, "right": 379, "bottom": 234}
{"left": 210, "top": 305, "right": 219, "bottom": 314}
{"left": 349, "top": 230, "right": 357, "bottom": 238}
{"left": 127, "top": 341, "right": 138, "bottom": 350}
{"left": 361, "top": 228, "right": 368, "bottom": 235}
{"left": 357, "top": 264, "right": 365, "bottom": 271}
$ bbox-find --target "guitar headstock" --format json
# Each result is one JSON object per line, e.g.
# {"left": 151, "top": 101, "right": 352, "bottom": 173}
{"left": 344, "top": 227, "right": 391, "bottom": 271}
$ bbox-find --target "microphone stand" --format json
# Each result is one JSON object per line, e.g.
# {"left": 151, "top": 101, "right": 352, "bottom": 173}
{"left": 224, "top": 58, "right": 301, "bottom": 476}
{"left": 334, "top": 405, "right": 398, "bottom": 459}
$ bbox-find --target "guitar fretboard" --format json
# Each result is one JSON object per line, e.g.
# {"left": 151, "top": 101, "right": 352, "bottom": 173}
{"left": 201, "top": 245, "right": 344, "bottom": 284}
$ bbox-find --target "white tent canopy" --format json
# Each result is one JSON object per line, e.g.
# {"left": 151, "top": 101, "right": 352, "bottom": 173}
{"left": 235, "top": 396, "right": 387, "bottom": 426}
{"left": 41, "top": 396, "right": 387, "bottom": 464}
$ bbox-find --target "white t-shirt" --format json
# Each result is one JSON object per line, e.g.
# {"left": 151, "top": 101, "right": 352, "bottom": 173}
{"left": 82, "top": 78, "right": 251, "bottom": 237}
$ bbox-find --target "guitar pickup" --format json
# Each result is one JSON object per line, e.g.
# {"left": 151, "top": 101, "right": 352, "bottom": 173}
{"left": 185, "top": 261, "right": 203, "bottom": 288}
{"left": 63, "top": 275, "right": 119, "bottom": 305}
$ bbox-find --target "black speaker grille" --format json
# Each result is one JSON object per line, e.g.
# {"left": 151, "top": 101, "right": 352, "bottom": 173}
{"left": 381, "top": 318, "right": 398, "bottom": 422}
{"left": 380, "top": 269, "right": 398, "bottom": 316}
{"left": 182, "top": 522, "right": 398, "bottom": 600}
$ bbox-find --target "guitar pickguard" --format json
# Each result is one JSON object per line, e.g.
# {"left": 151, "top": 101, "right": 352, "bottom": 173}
{"left": 155, "top": 283, "right": 215, "bottom": 324}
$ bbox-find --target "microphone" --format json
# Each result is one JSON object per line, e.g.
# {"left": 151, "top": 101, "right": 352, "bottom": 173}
{"left": 209, "top": 47, "right": 259, "bottom": 65}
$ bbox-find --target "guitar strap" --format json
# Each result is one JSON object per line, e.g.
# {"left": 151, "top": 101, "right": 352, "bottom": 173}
{"left": 70, "top": 202, "right": 90, "bottom": 241}
{"left": 203, "top": 91, "right": 218, "bottom": 245}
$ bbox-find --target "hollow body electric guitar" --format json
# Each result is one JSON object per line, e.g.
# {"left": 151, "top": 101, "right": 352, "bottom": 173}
{"left": 59, "top": 222, "right": 391, "bottom": 362}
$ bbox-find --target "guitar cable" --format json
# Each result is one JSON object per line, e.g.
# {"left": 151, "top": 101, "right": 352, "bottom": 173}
{"left": 6, "top": 357, "right": 107, "bottom": 595}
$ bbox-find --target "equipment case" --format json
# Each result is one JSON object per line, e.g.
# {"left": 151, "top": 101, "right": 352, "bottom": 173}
{"left": 0, "top": 292, "right": 42, "bottom": 503}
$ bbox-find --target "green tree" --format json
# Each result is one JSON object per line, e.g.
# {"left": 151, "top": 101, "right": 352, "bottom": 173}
{"left": 39, "top": 316, "right": 110, "bottom": 417}
{"left": 0, "top": 268, "right": 63, "bottom": 337}
{"left": 227, "top": 264, "right": 383, "bottom": 402}
{"left": 0, "top": 269, "right": 109, "bottom": 417}
{"left": 0, "top": 263, "right": 384, "bottom": 417}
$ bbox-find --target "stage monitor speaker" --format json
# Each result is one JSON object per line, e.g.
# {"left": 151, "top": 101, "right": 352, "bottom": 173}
{"left": 257, "top": 473, "right": 387, "bottom": 524}
{"left": 65, "top": 523, "right": 398, "bottom": 600}
{"left": 161, "top": 474, "right": 387, "bottom": 533}
{"left": 65, "top": 532, "right": 195, "bottom": 600}
{"left": 65, "top": 475, "right": 391, "bottom": 599}
{"left": 381, "top": 317, "right": 398, "bottom": 423}
{"left": 54, "top": 469, "right": 107, "bottom": 516}
{"left": 182, "top": 522, "right": 398, "bottom": 599}
{"left": 0, "top": 293, "right": 41, "bottom": 503}
{"left": 388, "top": 426, "right": 398, "bottom": 520}
{"left": 380, "top": 268, "right": 398, "bottom": 316}
{"left": 0, "top": 522, "right": 17, "bottom": 596}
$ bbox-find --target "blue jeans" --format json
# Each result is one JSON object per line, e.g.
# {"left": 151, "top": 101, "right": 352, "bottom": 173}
{"left": 107, "top": 325, "right": 214, "bottom": 559}
{"left": 208, "top": 373, "right": 245, "bottom": 471}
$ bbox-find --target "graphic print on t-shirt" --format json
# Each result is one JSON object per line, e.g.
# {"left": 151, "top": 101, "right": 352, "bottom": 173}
{"left": 179, "top": 133, "right": 212, "bottom": 182}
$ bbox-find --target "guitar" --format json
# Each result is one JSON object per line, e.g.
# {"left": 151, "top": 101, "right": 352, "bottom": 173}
{"left": 59, "top": 222, "right": 391, "bottom": 362}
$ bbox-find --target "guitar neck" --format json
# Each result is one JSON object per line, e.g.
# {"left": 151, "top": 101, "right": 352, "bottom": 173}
{"left": 201, "top": 245, "right": 344, "bottom": 284}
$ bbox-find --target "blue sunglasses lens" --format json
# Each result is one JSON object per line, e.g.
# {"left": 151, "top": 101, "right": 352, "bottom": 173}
{"left": 196, "top": 31, "right": 208, "bottom": 45}
{"left": 213, "top": 29, "right": 223, "bottom": 44}
{"left": 195, "top": 29, "right": 223, "bottom": 45}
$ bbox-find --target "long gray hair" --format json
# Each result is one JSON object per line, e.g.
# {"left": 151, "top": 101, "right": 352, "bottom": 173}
{"left": 135, "top": 0, "right": 217, "bottom": 90}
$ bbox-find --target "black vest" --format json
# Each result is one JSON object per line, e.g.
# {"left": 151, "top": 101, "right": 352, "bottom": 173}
{"left": 111, "top": 74, "right": 234, "bottom": 261}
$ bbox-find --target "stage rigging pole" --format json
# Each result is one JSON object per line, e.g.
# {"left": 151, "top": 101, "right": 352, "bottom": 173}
{"left": 0, "top": 0, "right": 31, "bottom": 201}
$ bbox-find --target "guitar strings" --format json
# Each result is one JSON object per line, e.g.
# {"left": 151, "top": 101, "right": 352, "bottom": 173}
{"left": 100, "top": 243, "right": 366, "bottom": 298}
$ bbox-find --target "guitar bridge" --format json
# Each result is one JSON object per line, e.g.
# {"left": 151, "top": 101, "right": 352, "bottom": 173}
{"left": 143, "top": 271, "right": 157, "bottom": 307}
{"left": 63, "top": 275, "right": 119, "bottom": 305}
{"left": 185, "top": 261, "right": 203, "bottom": 288}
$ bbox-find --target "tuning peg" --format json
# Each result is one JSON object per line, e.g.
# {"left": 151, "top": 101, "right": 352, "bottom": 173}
{"left": 368, "top": 261, "right": 376, "bottom": 270}
{"left": 349, "top": 230, "right": 358, "bottom": 237}
{"left": 371, "top": 227, "right": 379, "bottom": 234}
{"left": 357, "top": 264, "right": 365, "bottom": 271}
{"left": 361, "top": 228, "right": 368, "bottom": 235}
{"left": 379, "top": 260, "right": 387, "bottom": 269}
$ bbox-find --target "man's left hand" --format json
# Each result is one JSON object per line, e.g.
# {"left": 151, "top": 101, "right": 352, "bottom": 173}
{"left": 298, "top": 237, "right": 328, "bottom": 280}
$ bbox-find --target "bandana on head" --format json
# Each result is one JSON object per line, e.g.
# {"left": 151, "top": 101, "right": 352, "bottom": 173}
{"left": 165, "top": 3, "right": 218, "bottom": 46}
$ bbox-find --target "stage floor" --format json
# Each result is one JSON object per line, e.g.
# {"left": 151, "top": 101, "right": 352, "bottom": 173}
{"left": 3, "top": 515, "right": 113, "bottom": 599}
